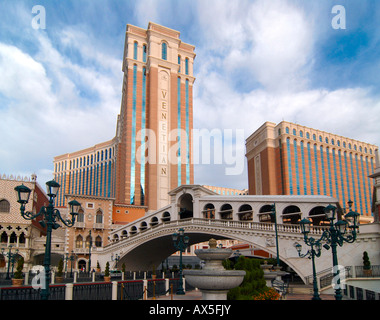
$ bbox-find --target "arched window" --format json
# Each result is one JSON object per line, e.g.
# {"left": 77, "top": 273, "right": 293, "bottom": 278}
{"left": 9, "top": 232, "right": 17, "bottom": 244}
{"left": 96, "top": 210, "right": 103, "bottom": 224}
{"left": 19, "top": 232, "right": 26, "bottom": 247}
{"left": 85, "top": 235, "right": 92, "bottom": 248}
{"left": 133, "top": 41, "right": 138, "bottom": 60}
{"left": 77, "top": 209, "right": 84, "bottom": 223}
{"left": 143, "top": 44, "right": 147, "bottom": 62}
{"left": 162, "top": 42, "right": 167, "bottom": 60}
{"left": 95, "top": 236, "right": 102, "bottom": 247}
{"left": 0, "top": 200, "right": 10, "bottom": 213}
{"left": 203, "top": 203, "right": 215, "bottom": 219}
{"left": 76, "top": 235, "right": 83, "bottom": 248}
{"left": 1, "top": 231, "right": 8, "bottom": 244}
{"left": 185, "top": 57, "right": 189, "bottom": 75}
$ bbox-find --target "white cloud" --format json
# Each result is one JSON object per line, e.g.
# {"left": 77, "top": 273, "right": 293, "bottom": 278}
{"left": 0, "top": 25, "right": 122, "bottom": 185}
{"left": 195, "top": 0, "right": 314, "bottom": 92}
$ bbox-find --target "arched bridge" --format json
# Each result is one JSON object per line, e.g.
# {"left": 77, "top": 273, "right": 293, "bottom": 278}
{"left": 95, "top": 185, "right": 380, "bottom": 282}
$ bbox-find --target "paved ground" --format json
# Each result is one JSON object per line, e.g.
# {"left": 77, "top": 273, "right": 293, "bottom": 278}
{"left": 148, "top": 288, "right": 337, "bottom": 300}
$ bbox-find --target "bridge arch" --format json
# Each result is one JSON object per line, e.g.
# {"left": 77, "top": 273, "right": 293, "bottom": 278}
{"left": 106, "top": 222, "right": 300, "bottom": 277}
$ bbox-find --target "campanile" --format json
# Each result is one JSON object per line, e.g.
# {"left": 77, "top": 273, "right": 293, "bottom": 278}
{"left": 115, "top": 22, "right": 196, "bottom": 211}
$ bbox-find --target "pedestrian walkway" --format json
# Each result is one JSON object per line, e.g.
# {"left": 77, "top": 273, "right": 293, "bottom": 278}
{"left": 148, "top": 289, "right": 338, "bottom": 300}
{"left": 148, "top": 289, "right": 202, "bottom": 300}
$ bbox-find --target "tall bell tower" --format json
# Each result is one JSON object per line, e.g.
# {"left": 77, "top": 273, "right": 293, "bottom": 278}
{"left": 115, "top": 22, "right": 196, "bottom": 211}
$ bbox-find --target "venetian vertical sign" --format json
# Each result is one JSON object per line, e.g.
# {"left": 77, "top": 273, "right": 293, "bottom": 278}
{"left": 158, "top": 69, "right": 169, "bottom": 206}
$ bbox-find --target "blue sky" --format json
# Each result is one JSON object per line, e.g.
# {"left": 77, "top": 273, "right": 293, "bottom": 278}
{"left": 0, "top": 0, "right": 379, "bottom": 190}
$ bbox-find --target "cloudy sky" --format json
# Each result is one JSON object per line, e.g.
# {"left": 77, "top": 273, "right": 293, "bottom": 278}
{"left": 0, "top": 0, "right": 379, "bottom": 190}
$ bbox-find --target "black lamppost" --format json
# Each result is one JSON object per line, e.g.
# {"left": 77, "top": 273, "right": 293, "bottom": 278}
{"left": 294, "top": 240, "right": 322, "bottom": 300}
{"left": 14, "top": 180, "right": 81, "bottom": 300}
{"left": 1, "top": 246, "right": 18, "bottom": 279}
{"left": 69, "top": 250, "right": 76, "bottom": 278}
{"left": 172, "top": 228, "right": 189, "bottom": 295}
{"left": 299, "top": 200, "right": 359, "bottom": 300}
{"left": 269, "top": 203, "right": 280, "bottom": 267}
{"left": 87, "top": 230, "right": 92, "bottom": 272}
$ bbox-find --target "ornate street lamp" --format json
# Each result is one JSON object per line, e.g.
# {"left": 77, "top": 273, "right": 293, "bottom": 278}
{"left": 172, "top": 228, "right": 189, "bottom": 295}
{"left": 294, "top": 235, "right": 322, "bottom": 300}
{"left": 323, "top": 201, "right": 359, "bottom": 300}
{"left": 87, "top": 230, "right": 93, "bottom": 273}
{"left": 298, "top": 201, "right": 359, "bottom": 300}
{"left": 69, "top": 250, "right": 76, "bottom": 278}
{"left": 14, "top": 180, "right": 81, "bottom": 300}
{"left": 1, "top": 246, "right": 19, "bottom": 280}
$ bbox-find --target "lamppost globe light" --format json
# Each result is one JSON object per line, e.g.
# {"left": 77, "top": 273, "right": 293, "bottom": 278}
{"left": 14, "top": 184, "right": 32, "bottom": 204}
{"left": 299, "top": 218, "right": 311, "bottom": 235}
{"left": 184, "top": 236, "right": 189, "bottom": 245}
{"left": 68, "top": 199, "right": 81, "bottom": 215}
{"left": 324, "top": 204, "right": 337, "bottom": 220}
{"left": 172, "top": 233, "right": 178, "bottom": 242}
{"left": 46, "top": 180, "right": 60, "bottom": 198}
{"left": 294, "top": 242, "right": 302, "bottom": 254}
{"left": 335, "top": 220, "right": 348, "bottom": 235}
{"left": 345, "top": 210, "right": 360, "bottom": 229}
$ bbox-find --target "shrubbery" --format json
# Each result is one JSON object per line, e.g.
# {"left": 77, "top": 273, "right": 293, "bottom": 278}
{"left": 224, "top": 256, "right": 267, "bottom": 300}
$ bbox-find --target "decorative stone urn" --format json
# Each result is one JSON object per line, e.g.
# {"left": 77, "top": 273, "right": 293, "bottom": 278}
{"left": 184, "top": 239, "right": 245, "bottom": 300}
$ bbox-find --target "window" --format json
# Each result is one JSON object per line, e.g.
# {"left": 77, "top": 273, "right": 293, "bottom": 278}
{"left": 77, "top": 209, "right": 84, "bottom": 223}
{"left": 85, "top": 235, "right": 92, "bottom": 248}
{"left": 143, "top": 44, "right": 147, "bottom": 62}
{"left": 76, "top": 235, "right": 83, "bottom": 248}
{"left": 0, "top": 200, "right": 10, "bottom": 213}
{"left": 95, "top": 236, "right": 102, "bottom": 247}
{"left": 133, "top": 41, "right": 138, "bottom": 60}
{"left": 178, "top": 55, "right": 181, "bottom": 72}
{"left": 162, "top": 42, "right": 167, "bottom": 60}
{"left": 185, "top": 57, "right": 189, "bottom": 75}
{"left": 96, "top": 210, "right": 103, "bottom": 224}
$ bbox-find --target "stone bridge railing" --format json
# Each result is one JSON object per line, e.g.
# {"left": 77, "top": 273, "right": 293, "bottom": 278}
{"left": 107, "top": 218, "right": 328, "bottom": 249}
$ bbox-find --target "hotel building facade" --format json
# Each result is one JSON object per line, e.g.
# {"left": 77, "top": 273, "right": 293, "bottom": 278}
{"left": 53, "top": 22, "right": 195, "bottom": 213}
{"left": 246, "top": 121, "right": 378, "bottom": 223}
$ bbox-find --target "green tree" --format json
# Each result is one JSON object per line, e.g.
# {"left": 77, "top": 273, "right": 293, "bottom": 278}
{"left": 226, "top": 256, "right": 267, "bottom": 300}
{"left": 105, "top": 262, "right": 110, "bottom": 277}
{"left": 14, "top": 257, "right": 24, "bottom": 279}
{"left": 57, "top": 259, "right": 64, "bottom": 277}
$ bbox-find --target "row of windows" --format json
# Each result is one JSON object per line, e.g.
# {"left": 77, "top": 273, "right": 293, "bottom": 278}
{"left": 55, "top": 147, "right": 115, "bottom": 172}
{"left": 75, "top": 234, "right": 103, "bottom": 248}
{"left": 55, "top": 161, "right": 116, "bottom": 207}
{"left": 283, "top": 127, "right": 375, "bottom": 154}
{"left": 132, "top": 41, "right": 190, "bottom": 75}
{"left": 285, "top": 137, "right": 374, "bottom": 214}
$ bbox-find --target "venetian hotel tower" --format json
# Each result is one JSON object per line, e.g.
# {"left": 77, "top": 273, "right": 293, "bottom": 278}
{"left": 54, "top": 23, "right": 195, "bottom": 213}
